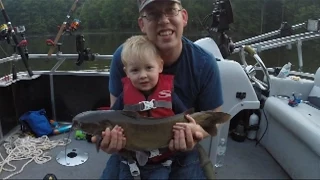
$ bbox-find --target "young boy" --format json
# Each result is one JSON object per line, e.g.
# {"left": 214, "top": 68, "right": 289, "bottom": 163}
{"left": 111, "top": 35, "right": 187, "bottom": 179}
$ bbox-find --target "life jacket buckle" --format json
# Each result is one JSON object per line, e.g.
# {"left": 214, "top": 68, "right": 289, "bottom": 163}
{"left": 149, "top": 149, "right": 161, "bottom": 158}
{"left": 121, "top": 160, "right": 140, "bottom": 177}
{"left": 139, "top": 99, "right": 156, "bottom": 111}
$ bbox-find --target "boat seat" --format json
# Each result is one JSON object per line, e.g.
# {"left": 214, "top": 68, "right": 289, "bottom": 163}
{"left": 308, "top": 67, "right": 320, "bottom": 108}
{"left": 264, "top": 96, "right": 320, "bottom": 156}
{"left": 268, "top": 75, "right": 314, "bottom": 101}
{"left": 261, "top": 96, "right": 320, "bottom": 179}
{"left": 259, "top": 68, "right": 320, "bottom": 179}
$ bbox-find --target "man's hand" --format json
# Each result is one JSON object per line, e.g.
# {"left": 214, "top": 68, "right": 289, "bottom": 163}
{"left": 169, "top": 114, "right": 205, "bottom": 152}
{"left": 91, "top": 125, "right": 126, "bottom": 154}
{"left": 173, "top": 115, "right": 210, "bottom": 138}
{"left": 170, "top": 106, "right": 224, "bottom": 152}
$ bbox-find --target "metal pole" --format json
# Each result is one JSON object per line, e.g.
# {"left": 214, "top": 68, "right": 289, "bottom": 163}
{"left": 296, "top": 39, "right": 303, "bottom": 72}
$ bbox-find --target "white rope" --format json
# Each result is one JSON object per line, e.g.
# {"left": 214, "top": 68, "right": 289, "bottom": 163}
{"left": 0, "top": 134, "right": 71, "bottom": 180}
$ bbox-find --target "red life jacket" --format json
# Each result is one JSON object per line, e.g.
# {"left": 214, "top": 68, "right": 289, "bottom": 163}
{"left": 122, "top": 74, "right": 176, "bottom": 163}
{"left": 121, "top": 74, "right": 175, "bottom": 118}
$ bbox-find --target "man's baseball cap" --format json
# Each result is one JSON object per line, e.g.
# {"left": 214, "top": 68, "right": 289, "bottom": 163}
{"left": 137, "top": 0, "right": 181, "bottom": 12}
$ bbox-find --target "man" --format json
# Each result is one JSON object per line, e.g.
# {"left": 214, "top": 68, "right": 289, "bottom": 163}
{"left": 92, "top": 0, "right": 224, "bottom": 179}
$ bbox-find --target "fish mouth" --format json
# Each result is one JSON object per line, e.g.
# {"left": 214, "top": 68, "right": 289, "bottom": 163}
{"left": 71, "top": 121, "right": 99, "bottom": 136}
{"left": 71, "top": 121, "right": 81, "bottom": 130}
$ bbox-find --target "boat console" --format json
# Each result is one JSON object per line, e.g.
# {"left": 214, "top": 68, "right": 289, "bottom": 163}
{"left": 194, "top": 37, "right": 261, "bottom": 165}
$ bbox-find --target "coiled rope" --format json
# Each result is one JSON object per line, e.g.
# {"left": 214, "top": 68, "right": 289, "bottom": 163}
{"left": 0, "top": 134, "right": 71, "bottom": 179}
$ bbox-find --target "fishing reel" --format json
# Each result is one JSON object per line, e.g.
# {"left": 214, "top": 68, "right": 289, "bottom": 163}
{"left": 69, "top": 19, "right": 81, "bottom": 31}
{"left": 0, "top": 24, "right": 29, "bottom": 65}
{"left": 0, "top": 24, "right": 28, "bottom": 47}
{"left": 0, "top": 23, "right": 8, "bottom": 42}
{"left": 15, "top": 26, "right": 29, "bottom": 57}
{"left": 75, "top": 34, "right": 96, "bottom": 66}
{"left": 201, "top": 0, "right": 234, "bottom": 58}
{"left": 57, "top": 18, "right": 81, "bottom": 36}
{"left": 279, "top": 22, "right": 293, "bottom": 37}
{"left": 47, "top": 19, "right": 81, "bottom": 47}
{"left": 218, "top": 31, "right": 234, "bottom": 59}
{"left": 210, "top": 0, "right": 234, "bottom": 33}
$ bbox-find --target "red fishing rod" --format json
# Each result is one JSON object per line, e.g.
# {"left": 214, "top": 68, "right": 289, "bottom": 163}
{"left": 0, "top": 0, "right": 33, "bottom": 77}
{"left": 46, "top": 0, "right": 79, "bottom": 57}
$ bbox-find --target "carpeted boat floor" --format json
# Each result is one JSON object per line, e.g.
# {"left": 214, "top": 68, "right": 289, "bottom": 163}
{"left": 0, "top": 130, "right": 290, "bottom": 179}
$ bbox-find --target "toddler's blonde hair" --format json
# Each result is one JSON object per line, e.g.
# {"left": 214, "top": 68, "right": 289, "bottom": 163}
{"left": 121, "top": 35, "right": 160, "bottom": 67}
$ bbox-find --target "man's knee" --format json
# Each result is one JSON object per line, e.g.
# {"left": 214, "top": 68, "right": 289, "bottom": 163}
{"left": 170, "top": 149, "right": 206, "bottom": 179}
{"left": 119, "top": 162, "right": 135, "bottom": 180}
{"left": 100, "top": 154, "right": 121, "bottom": 180}
{"left": 174, "top": 148, "right": 201, "bottom": 167}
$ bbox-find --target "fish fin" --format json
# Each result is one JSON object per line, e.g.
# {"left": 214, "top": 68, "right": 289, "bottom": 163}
{"left": 183, "top": 108, "right": 195, "bottom": 115}
{"left": 121, "top": 110, "right": 140, "bottom": 119}
{"left": 202, "top": 112, "right": 231, "bottom": 136}
{"left": 95, "top": 135, "right": 103, "bottom": 153}
{"left": 213, "top": 112, "right": 231, "bottom": 124}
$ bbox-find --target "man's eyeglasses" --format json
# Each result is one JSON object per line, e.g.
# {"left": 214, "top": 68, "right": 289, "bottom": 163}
{"left": 141, "top": 8, "right": 182, "bottom": 21}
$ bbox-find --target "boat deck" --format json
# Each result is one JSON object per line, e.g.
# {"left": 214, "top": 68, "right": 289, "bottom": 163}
{"left": 216, "top": 136, "right": 290, "bottom": 179}
{"left": 0, "top": 129, "right": 290, "bottom": 179}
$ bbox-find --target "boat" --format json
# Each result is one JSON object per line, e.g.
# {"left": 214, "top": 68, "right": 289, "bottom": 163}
{"left": 0, "top": 0, "right": 319, "bottom": 179}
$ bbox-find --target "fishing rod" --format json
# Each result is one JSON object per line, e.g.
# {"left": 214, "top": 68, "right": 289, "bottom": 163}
{"left": 69, "top": 1, "right": 97, "bottom": 66}
{"left": 46, "top": 0, "right": 79, "bottom": 57}
{"left": 47, "top": 0, "right": 97, "bottom": 66}
{"left": 200, "top": 0, "right": 235, "bottom": 58}
{"left": 0, "top": 0, "right": 33, "bottom": 78}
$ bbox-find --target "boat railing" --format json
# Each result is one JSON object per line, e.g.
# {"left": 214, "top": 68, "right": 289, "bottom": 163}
{"left": 0, "top": 50, "right": 314, "bottom": 79}
{"left": 233, "top": 20, "right": 320, "bottom": 72}
{"left": 234, "top": 22, "right": 306, "bottom": 46}
{"left": 0, "top": 53, "right": 113, "bottom": 73}
{"left": 0, "top": 23, "right": 318, "bottom": 79}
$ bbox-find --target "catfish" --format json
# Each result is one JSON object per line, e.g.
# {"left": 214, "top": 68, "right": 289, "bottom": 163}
{"left": 72, "top": 109, "right": 231, "bottom": 152}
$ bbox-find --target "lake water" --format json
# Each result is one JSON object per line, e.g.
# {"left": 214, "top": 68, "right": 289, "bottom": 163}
{"left": 0, "top": 32, "right": 319, "bottom": 76}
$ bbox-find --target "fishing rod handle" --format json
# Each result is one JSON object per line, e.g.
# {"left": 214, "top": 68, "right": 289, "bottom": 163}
{"left": 244, "top": 45, "right": 256, "bottom": 57}
{"left": 0, "top": 0, "right": 11, "bottom": 25}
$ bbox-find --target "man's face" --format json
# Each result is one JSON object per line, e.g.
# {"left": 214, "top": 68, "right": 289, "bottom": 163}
{"left": 124, "top": 54, "right": 163, "bottom": 92}
{"left": 138, "top": 1, "right": 188, "bottom": 52}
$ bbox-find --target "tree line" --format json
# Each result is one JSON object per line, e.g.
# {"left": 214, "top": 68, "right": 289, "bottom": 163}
{"left": 0, "top": 0, "right": 319, "bottom": 41}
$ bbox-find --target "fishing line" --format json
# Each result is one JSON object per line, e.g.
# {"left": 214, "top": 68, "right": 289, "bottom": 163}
{"left": 0, "top": 45, "right": 8, "bottom": 57}
{"left": 46, "top": 1, "right": 87, "bottom": 159}
{"left": 64, "top": 126, "right": 73, "bottom": 166}
{"left": 0, "top": 135, "right": 70, "bottom": 179}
